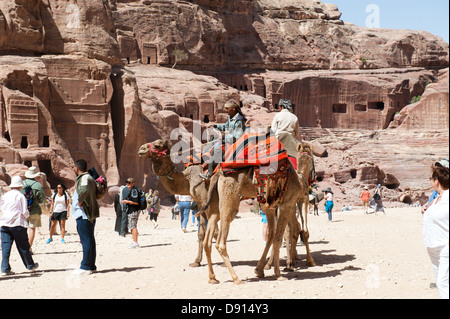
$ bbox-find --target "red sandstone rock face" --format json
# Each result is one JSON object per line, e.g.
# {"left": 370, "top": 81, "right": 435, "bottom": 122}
{"left": 0, "top": 0, "right": 448, "bottom": 205}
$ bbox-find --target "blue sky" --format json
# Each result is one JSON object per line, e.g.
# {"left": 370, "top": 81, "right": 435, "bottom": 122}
{"left": 331, "top": 0, "right": 449, "bottom": 43}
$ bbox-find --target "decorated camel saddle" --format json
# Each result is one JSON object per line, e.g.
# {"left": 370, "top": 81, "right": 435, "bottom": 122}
{"left": 187, "top": 132, "right": 293, "bottom": 206}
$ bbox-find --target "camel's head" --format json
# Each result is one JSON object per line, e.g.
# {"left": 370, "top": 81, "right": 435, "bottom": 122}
{"left": 138, "top": 139, "right": 169, "bottom": 159}
{"left": 297, "top": 142, "right": 313, "bottom": 157}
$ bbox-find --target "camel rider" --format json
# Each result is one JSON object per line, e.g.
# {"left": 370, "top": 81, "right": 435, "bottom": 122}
{"left": 271, "top": 99, "right": 316, "bottom": 182}
{"left": 271, "top": 99, "right": 300, "bottom": 140}
{"left": 200, "top": 99, "right": 247, "bottom": 180}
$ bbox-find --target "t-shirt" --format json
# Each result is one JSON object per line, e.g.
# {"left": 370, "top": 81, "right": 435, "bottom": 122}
{"left": 360, "top": 190, "right": 370, "bottom": 202}
{"left": 126, "top": 187, "right": 140, "bottom": 214}
{"left": 423, "top": 190, "right": 449, "bottom": 248}
{"left": 325, "top": 192, "right": 333, "bottom": 202}
{"left": 53, "top": 193, "right": 68, "bottom": 213}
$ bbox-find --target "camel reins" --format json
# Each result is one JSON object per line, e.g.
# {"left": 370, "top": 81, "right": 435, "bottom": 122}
{"left": 148, "top": 143, "right": 175, "bottom": 180}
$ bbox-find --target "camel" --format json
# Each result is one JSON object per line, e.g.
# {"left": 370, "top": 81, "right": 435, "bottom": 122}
{"left": 265, "top": 142, "right": 316, "bottom": 271}
{"left": 199, "top": 143, "right": 311, "bottom": 284}
{"left": 285, "top": 143, "right": 316, "bottom": 269}
{"left": 138, "top": 140, "right": 219, "bottom": 268}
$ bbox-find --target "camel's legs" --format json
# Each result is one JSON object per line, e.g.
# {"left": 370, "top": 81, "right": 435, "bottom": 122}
{"left": 255, "top": 208, "right": 277, "bottom": 277}
{"left": 299, "top": 200, "right": 316, "bottom": 267}
{"left": 284, "top": 213, "right": 300, "bottom": 271}
{"left": 271, "top": 204, "right": 296, "bottom": 279}
{"left": 204, "top": 213, "right": 220, "bottom": 284}
{"left": 215, "top": 214, "right": 242, "bottom": 284}
{"left": 190, "top": 213, "right": 207, "bottom": 267}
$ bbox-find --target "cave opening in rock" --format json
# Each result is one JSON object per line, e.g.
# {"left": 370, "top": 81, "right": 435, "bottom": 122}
{"left": 21, "top": 136, "right": 28, "bottom": 149}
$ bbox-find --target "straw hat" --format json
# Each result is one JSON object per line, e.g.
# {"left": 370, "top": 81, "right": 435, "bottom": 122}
{"left": 25, "top": 166, "right": 41, "bottom": 179}
{"left": 9, "top": 176, "right": 24, "bottom": 188}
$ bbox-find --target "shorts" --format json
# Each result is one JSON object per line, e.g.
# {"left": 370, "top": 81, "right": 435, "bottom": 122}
{"left": 127, "top": 211, "right": 139, "bottom": 229}
{"left": 27, "top": 214, "right": 42, "bottom": 228}
{"left": 51, "top": 211, "right": 68, "bottom": 221}
{"left": 150, "top": 212, "right": 158, "bottom": 222}
{"left": 261, "top": 211, "right": 267, "bottom": 224}
{"left": 362, "top": 201, "right": 369, "bottom": 209}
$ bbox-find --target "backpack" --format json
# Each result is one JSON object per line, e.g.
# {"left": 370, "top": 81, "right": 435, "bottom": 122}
{"left": 95, "top": 175, "right": 108, "bottom": 200}
{"left": 373, "top": 189, "right": 381, "bottom": 200}
{"left": 88, "top": 167, "right": 108, "bottom": 200}
{"left": 137, "top": 189, "right": 147, "bottom": 211}
{"left": 128, "top": 187, "right": 147, "bottom": 212}
{"left": 24, "top": 184, "right": 35, "bottom": 211}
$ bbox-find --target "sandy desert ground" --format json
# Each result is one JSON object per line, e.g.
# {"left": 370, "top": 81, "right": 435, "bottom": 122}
{"left": 0, "top": 203, "right": 440, "bottom": 299}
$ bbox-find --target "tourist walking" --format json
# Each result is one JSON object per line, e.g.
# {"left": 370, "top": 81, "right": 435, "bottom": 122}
{"left": 422, "top": 158, "right": 449, "bottom": 214}
{"left": 0, "top": 176, "right": 39, "bottom": 275}
{"left": 119, "top": 183, "right": 130, "bottom": 237}
{"left": 422, "top": 161, "right": 449, "bottom": 299}
{"left": 190, "top": 200, "right": 199, "bottom": 228}
{"left": 145, "top": 189, "right": 153, "bottom": 220}
{"left": 47, "top": 184, "right": 70, "bottom": 244}
{"left": 21, "top": 166, "right": 46, "bottom": 251}
{"left": 323, "top": 187, "right": 334, "bottom": 221}
{"left": 148, "top": 190, "right": 160, "bottom": 229}
{"left": 260, "top": 210, "right": 268, "bottom": 247}
{"left": 72, "top": 159, "right": 99, "bottom": 275}
{"left": 114, "top": 186, "right": 125, "bottom": 234}
{"left": 176, "top": 194, "right": 192, "bottom": 232}
{"left": 122, "top": 178, "right": 141, "bottom": 248}
{"left": 372, "top": 184, "right": 386, "bottom": 215}
{"left": 361, "top": 186, "right": 371, "bottom": 214}
{"left": 172, "top": 201, "right": 180, "bottom": 220}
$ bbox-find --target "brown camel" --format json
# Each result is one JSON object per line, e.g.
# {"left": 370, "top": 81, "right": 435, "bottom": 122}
{"left": 265, "top": 142, "right": 316, "bottom": 271}
{"left": 138, "top": 140, "right": 219, "bottom": 268}
{"left": 199, "top": 148, "right": 310, "bottom": 284}
{"left": 286, "top": 143, "right": 316, "bottom": 269}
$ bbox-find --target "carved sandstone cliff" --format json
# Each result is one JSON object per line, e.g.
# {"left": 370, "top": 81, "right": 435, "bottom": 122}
{"left": 0, "top": 0, "right": 448, "bottom": 205}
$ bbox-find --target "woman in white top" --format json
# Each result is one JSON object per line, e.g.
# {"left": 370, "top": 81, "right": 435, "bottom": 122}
{"left": 0, "top": 176, "right": 39, "bottom": 275}
{"left": 47, "top": 184, "right": 71, "bottom": 244}
{"left": 423, "top": 163, "right": 449, "bottom": 299}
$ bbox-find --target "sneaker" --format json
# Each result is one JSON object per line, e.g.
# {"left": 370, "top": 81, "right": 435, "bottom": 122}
{"left": 182, "top": 228, "right": 187, "bottom": 233}
{"left": 72, "top": 268, "right": 92, "bottom": 275}
{"left": 128, "top": 242, "right": 139, "bottom": 249}
{"left": 61, "top": 239, "right": 66, "bottom": 244}
{"left": 28, "top": 263, "right": 39, "bottom": 272}
{"left": 1, "top": 270, "right": 15, "bottom": 276}
{"left": 46, "top": 238, "right": 53, "bottom": 244}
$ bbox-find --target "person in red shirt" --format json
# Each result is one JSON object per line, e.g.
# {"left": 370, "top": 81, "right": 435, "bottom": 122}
{"left": 361, "top": 186, "right": 371, "bottom": 214}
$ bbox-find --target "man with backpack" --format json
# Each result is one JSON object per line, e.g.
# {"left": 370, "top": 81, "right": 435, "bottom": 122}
{"left": 72, "top": 159, "right": 99, "bottom": 275}
{"left": 122, "top": 177, "right": 146, "bottom": 248}
{"left": 21, "top": 167, "right": 46, "bottom": 252}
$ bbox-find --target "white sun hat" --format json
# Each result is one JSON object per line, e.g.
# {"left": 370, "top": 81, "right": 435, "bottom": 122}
{"left": 9, "top": 176, "right": 24, "bottom": 188}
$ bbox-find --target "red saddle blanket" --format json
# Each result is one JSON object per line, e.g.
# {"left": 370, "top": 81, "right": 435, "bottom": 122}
{"left": 221, "top": 132, "right": 291, "bottom": 207}
{"left": 220, "top": 132, "right": 289, "bottom": 172}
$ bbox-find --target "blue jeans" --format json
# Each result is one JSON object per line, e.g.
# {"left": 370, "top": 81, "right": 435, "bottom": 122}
{"left": 179, "top": 201, "right": 191, "bottom": 229}
{"left": 76, "top": 218, "right": 97, "bottom": 271}
{"left": 1, "top": 226, "right": 35, "bottom": 273}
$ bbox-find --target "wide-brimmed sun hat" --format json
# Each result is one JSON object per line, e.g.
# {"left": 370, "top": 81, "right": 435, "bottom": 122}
{"left": 9, "top": 176, "right": 24, "bottom": 188}
{"left": 323, "top": 187, "right": 333, "bottom": 194}
{"left": 25, "top": 166, "right": 41, "bottom": 179}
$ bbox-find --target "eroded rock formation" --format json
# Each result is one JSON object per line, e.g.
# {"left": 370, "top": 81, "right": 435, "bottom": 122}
{"left": 0, "top": 0, "right": 448, "bottom": 206}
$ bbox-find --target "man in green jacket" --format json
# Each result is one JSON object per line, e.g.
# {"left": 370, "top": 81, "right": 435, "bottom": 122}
{"left": 72, "top": 159, "right": 99, "bottom": 275}
{"left": 21, "top": 167, "right": 46, "bottom": 250}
